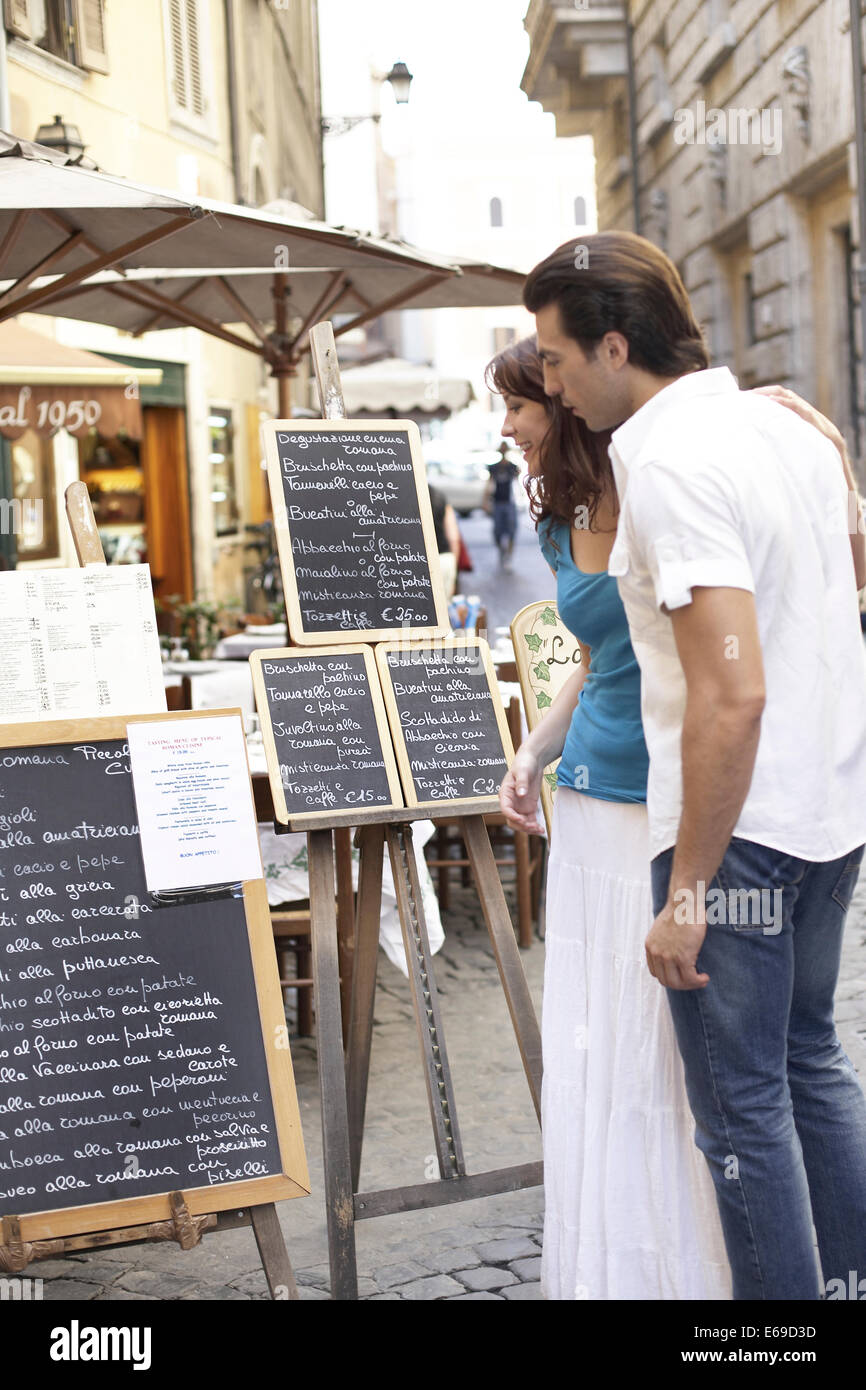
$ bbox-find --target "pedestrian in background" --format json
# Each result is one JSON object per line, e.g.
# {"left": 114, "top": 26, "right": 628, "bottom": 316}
{"left": 484, "top": 441, "right": 520, "bottom": 568}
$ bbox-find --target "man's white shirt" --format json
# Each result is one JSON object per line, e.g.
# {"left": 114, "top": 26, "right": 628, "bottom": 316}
{"left": 608, "top": 366, "right": 866, "bottom": 862}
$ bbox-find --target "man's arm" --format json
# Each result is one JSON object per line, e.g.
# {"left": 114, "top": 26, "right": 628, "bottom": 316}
{"left": 644, "top": 587, "right": 766, "bottom": 991}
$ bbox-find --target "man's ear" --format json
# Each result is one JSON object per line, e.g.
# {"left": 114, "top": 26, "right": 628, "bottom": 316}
{"left": 602, "top": 331, "right": 629, "bottom": 369}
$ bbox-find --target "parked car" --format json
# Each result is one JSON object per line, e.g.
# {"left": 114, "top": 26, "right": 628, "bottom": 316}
{"left": 425, "top": 448, "right": 524, "bottom": 517}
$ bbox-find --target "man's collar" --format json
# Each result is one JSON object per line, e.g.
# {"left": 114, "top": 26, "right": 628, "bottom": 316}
{"left": 610, "top": 366, "right": 739, "bottom": 465}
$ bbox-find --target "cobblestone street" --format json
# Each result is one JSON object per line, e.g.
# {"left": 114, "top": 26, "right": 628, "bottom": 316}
{"left": 19, "top": 864, "right": 866, "bottom": 1303}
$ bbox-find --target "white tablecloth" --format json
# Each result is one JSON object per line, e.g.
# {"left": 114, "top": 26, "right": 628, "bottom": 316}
{"left": 246, "top": 734, "right": 444, "bottom": 976}
{"left": 214, "top": 630, "right": 288, "bottom": 660}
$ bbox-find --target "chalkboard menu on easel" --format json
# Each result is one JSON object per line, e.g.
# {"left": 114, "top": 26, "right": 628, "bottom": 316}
{"left": 0, "top": 717, "right": 308, "bottom": 1241}
{"left": 376, "top": 638, "right": 514, "bottom": 811}
{"left": 250, "top": 646, "right": 403, "bottom": 824}
{"left": 263, "top": 420, "right": 450, "bottom": 644}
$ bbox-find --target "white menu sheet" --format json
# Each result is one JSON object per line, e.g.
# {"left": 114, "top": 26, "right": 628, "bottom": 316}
{"left": 127, "top": 714, "right": 264, "bottom": 892}
{"left": 0, "top": 565, "right": 166, "bottom": 721}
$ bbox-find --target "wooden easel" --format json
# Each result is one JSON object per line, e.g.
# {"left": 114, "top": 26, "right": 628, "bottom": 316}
{"left": 0, "top": 483, "right": 303, "bottom": 1301}
{"left": 285, "top": 324, "right": 543, "bottom": 1300}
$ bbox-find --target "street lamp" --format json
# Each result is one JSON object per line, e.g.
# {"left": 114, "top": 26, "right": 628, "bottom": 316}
{"left": 321, "top": 60, "right": 414, "bottom": 136}
{"left": 33, "top": 114, "right": 87, "bottom": 161}
{"left": 384, "top": 61, "right": 413, "bottom": 104}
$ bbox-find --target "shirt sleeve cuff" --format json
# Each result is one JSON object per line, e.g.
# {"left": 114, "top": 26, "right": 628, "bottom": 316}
{"left": 652, "top": 554, "right": 756, "bottom": 611}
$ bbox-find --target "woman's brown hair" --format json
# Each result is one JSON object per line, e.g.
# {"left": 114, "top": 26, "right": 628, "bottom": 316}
{"left": 485, "top": 335, "right": 614, "bottom": 537}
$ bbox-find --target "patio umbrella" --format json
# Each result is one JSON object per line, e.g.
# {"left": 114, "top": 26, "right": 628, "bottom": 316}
{"left": 0, "top": 131, "right": 474, "bottom": 409}
{"left": 3, "top": 255, "right": 525, "bottom": 411}
{"left": 0, "top": 130, "right": 526, "bottom": 411}
{"left": 322, "top": 357, "right": 474, "bottom": 418}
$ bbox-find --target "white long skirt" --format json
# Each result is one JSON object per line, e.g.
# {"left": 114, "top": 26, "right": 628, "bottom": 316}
{"left": 541, "top": 788, "right": 732, "bottom": 1300}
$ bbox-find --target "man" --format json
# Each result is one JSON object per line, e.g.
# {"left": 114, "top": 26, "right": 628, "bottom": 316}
{"left": 524, "top": 230, "right": 866, "bottom": 1300}
{"left": 484, "top": 441, "right": 520, "bottom": 566}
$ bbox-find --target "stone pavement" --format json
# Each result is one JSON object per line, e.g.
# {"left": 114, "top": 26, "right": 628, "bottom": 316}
{"left": 21, "top": 866, "right": 866, "bottom": 1302}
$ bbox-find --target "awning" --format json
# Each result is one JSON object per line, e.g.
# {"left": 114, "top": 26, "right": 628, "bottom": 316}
{"left": 0, "top": 321, "right": 162, "bottom": 438}
{"left": 312, "top": 357, "right": 474, "bottom": 416}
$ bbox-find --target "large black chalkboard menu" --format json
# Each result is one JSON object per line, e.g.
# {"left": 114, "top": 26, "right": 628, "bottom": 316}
{"left": 250, "top": 646, "right": 403, "bottom": 825}
{"left": 263, "top": 420, "right": 450, "bottom": 644}
{"left": 376, "top": 638, "right": 514, "bottom": 811}
{"left": 0, "top": 718, "right": 308, "bottom": 1240}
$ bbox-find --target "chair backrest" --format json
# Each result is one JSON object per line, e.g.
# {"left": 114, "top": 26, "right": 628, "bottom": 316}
{"left": 510, "top": 599, "right": 582, "bottom": 834}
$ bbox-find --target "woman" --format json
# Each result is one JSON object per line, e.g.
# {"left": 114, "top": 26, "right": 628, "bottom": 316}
{"left": 488, "top": 336, "right": 857, "bottom": 1301}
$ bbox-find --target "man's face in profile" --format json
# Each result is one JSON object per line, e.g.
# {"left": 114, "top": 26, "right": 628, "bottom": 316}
{"left": 535, "top": 302, "right": 628, "bottom": 432}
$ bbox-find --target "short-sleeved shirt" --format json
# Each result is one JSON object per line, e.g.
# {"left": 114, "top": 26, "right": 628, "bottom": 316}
{"left": 540, "top": 518, "right": 648, "bottom": 803}
{"left": 608, "top": 366, "right": 866, "bottom": 862}
{"left": 488, "top": 461, "right": 519, "bottom": 504}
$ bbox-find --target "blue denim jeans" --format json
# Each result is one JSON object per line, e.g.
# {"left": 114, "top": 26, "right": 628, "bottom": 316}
{"left": 651, "top": 837, "right": 866, "bottom": 1300}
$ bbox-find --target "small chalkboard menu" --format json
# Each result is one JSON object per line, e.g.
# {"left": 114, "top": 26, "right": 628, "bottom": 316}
{"left": 0, "top": 716, "right": 308, "bottom": 1241}
{"left": 377, "top": 638, "right": 514, "bottom": 811}
{"left": 263, "top": 419, "right": 450, "bottom": 644}
{"left": 250, "top": 646, "right": 402, "bottom": 825}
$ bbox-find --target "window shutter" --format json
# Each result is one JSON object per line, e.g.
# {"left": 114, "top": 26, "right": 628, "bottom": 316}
{"left": 185, "top": 0, "right": 204, "bottom": 117}
{"left": 74, "top": 0, "right": 109, "bottom": 74}
{"left": 169, "top": 0, "right": 187, "bottom": 108}
{"left": 168, "top": 0, "right": 205, "bottom": 120}
{"left": 4, "top": 0, "right": 33, "bottom": 39}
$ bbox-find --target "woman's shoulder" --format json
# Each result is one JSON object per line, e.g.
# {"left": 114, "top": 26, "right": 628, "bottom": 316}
{"left": 538, "top": 516, "right": 568, "bottom": 569}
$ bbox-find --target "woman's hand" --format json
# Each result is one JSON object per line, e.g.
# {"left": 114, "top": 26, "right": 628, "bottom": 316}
{"left": 752, "top": 384, "right": 845, "bottom": 454}
{"left": 499, "top": 746, "right": 545, "bottom": 835}
{"left": 752, "top": 384, "right": 865, "bottom": 589}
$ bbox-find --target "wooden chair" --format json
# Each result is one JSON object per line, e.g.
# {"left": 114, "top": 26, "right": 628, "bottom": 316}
{"left": 510, "top": 599, "right": 582, "bottom": 835}
{"left": 164, "top": 675, "right": 192, "bottom": 711}
{"left": 271, "top": 906, "right": 314, "bottom": 1037}
{"left": 252, "top": 774, "right": 352, "bottom": 1040}
{"left": 425, "top": 696, "right": 545, "bottom": 949}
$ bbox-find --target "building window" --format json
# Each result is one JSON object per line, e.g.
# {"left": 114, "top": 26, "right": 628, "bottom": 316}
{"left": 5, "top": 0, "right": 108, "bottom": 70}
{"left": 574, "top": 195, "right": 587, "bottom": 226}
{"left": 209, "top": 408, "right": 239, "bottom": 537}
{"left": 492, "top": 326, "right": 518, "bottom": 356}
{"left": 10, "top": 430, "right": 60, "bottom": 563}
{"left": 840, "top": 224, "right": 862, "bottom": 458}
{"left": 31, "top": 0, "right": 73, "bottom": 61}
{"left": 744, "top": 272, "right": 756, "bottom": 347}
{"left": 651, "top": 26, "right": 670, "bottom": 105}
{"left": 489, "top": 197, "right": 503, "bottom": 228}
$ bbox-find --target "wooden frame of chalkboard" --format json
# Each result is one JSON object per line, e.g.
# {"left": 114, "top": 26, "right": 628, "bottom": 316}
{"left": 0, "top": 714, "right": 309, "bottom": 1242}
{"left": 263, "top": 418, "right": 451, "bottom": 645}
{"left": 375, "top": 637, "right": 514, "bottom": 814}
{"left": 250, "top": 645, "right": 404, "bottom": 827}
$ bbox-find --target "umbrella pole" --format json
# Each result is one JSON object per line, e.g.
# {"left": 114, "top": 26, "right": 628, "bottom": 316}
{"left": 275, "top": 366, "right": 292, "bottom": 418}
{"left": 272, "top": 272, "right": 293, "bottom": 418}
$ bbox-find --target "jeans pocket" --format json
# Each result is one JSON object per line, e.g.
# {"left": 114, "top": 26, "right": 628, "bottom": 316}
{"left": 712, "top": 838, "right": 797, "bottom": 934}
{"left": 830, "top": 847, "right": 865, "bottom": 911}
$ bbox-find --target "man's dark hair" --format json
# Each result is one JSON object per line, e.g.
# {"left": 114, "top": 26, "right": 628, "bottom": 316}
{"left": 523, "top": 231, "right": 709, "bottom": 376}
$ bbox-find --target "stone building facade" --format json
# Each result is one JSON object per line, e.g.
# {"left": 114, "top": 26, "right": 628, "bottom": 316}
{"left": 2, "top": 0, "right": 324, "bottom": 600}
{"left": 522, "top": 0, "right": 863, "bottom": 467}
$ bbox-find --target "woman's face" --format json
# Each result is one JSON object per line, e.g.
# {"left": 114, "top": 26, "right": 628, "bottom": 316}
{"left": 500, "top": 393, "right": 549, "bottom": 475}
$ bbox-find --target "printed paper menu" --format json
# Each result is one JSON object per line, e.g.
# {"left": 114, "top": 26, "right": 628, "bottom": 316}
{"left": 0, "top": 565, "right": 165, "bottom": 721}
{"left": 127, "top": 714, "right": 263, "bottom": 891}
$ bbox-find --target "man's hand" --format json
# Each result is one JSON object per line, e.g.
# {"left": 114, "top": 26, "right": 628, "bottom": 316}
{"left": 645, "top": 898, "right": 710, "bottom": 991}
{"left": 499, "top": 747, "right": 545, "bottom": 835}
